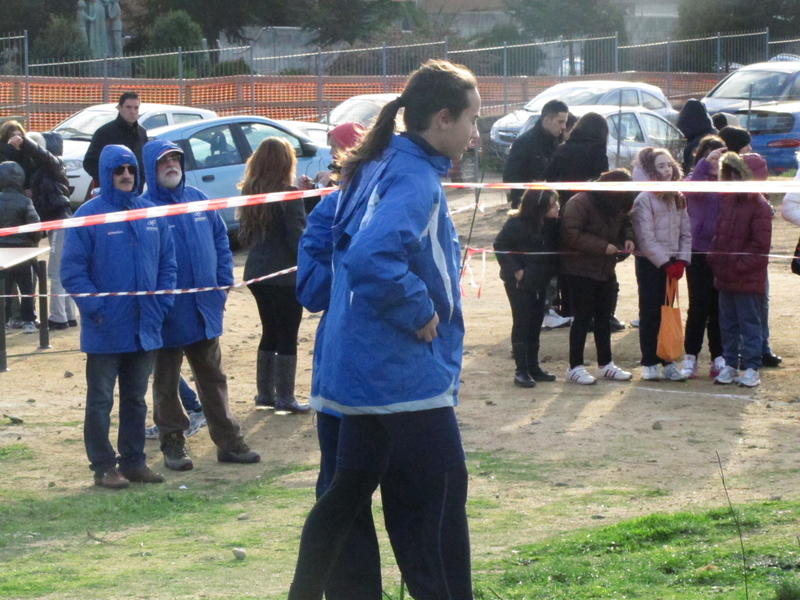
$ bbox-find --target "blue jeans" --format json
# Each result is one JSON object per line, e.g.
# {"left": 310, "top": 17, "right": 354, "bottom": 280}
{"left": 760, "top": 276, "right": 771, "bottom": 355}
{"left": 719, "top": 292, "right": 763, "bottom": 371}
{"left": 84, "top": 351, "right": 152, "bottom": 473}
{"left": 179, "top": 376, "right": 201, "bottom": 413}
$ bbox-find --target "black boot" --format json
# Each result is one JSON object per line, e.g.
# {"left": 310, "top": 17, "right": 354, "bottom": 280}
{"left": 512, "top": 343, "right": 535, "bottom": 388}
{"left": 275, "top": 355, "right": 311, "bottom": 414}
{"left": 609, "top": 280, "right": 625, "bottom": 330}
{"left": 255, "top": 350, "right": 276, "bottom": 407}
{"left": 527, "top": 341, "right": 556, "bottom": 381}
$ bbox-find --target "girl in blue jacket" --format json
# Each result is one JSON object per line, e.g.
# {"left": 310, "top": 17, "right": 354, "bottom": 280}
{"left": 288, "top": 59, "right": 481, "bottom": 600}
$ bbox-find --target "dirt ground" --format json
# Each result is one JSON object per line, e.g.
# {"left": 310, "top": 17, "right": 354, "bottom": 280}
{"left": 2, "top": 188, "right": 799, "bottom": 548}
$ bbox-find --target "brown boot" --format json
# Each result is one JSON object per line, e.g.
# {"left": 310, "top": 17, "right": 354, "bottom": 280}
{"left": 120, "top": 464, "right": 165, "bottom": 484}
{"left": 217, "top": 442, "right": 261, "bottom": 464}
{"left": 161, "top": 431, "right": 194, "bottom": 471}
{"left": 93, "top": 467, "right": 130, "bottom": 489}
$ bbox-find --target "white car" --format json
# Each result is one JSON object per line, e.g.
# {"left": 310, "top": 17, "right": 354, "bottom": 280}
{"left": 516, "top": 105, "right": 685, "bottom": 171}
{"left": 51, "top": 102, "right": 217, "bottom": 206}
{"left": 274, "top": 120, "right": 333, "bottom": 148}
{"left": 490, "top": 81, "right": 677, "bottom": 159}
{"left": 702, "top": 60, "right": 800, "bottom": 114}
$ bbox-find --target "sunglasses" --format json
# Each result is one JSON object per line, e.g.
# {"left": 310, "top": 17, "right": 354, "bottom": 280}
{"left": 113, "top": 165, "right": 137, "bottom": 176}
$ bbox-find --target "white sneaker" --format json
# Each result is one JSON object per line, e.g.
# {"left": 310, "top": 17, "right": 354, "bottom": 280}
{"left": 22, "top": 321, "right": 36, "bottom": 334}
{"left": 641, "top": 365, "right": 661, "bottom": 380}
{"left": 542, "top": 309, "right": 573, "bottom": 330}
{"left": 596, "top": 362, "right": 632, "bottom": 381}
{"left": 566, "top": 365, "right": 597, "bottom": 385}
{"left": 680, "top": 354, "right": 697, "bottom": 379}
{"left": 630, "top": 318, "right": 640, "bottom": 328}
{"left": 709, "top": 356, "right": 726, "bottom": 378}
{"left": 714, "top": 365, "right": 740, "bottom": 385}
{"left": 661, "top": 362, "right": 688, "bottom": 381}
{"left": 738, "top": 368, "right": 760, "bottom": 388}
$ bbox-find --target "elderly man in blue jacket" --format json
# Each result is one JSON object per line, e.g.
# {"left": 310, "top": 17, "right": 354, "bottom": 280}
{"left": 61, "top": 145, "right": 177, "bottom": 489}
{"left": 140, "top": 139, "right": 259, "bottom": 471}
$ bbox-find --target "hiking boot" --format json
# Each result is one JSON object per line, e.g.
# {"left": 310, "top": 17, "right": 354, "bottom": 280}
{"left": 566, "top": 365, "right": 596, "bottom": 385}
{"left": 94, "top": 467, "right": 130, "bottom": 489}
{"left": 661, "top": 362, "right": 687, "bottom": 381}
{"left": 217, "top": 443, "right": 261, "bottom": 464}
{"left": 681, "top": 354, "right": 698, "bottom": 379}
{"left": 714, "top": 365, "right": 740, "bottom": 385}
{"left": 738, "top": 368, "right": 761, "bottom": 388}
{"left": 161, "top": 432, "right": 193, "bottom": 471}
{"left": 120, "top": 464, "right": 165, "bottom": 484}
{"left": 641, "top": 365, "right": 661, "bottom": 381}
{"left": 709, "top": 356, "right": 726, "bottom": 378}
{"left": 596, "top": 362, "right": 631, "bottom": 381}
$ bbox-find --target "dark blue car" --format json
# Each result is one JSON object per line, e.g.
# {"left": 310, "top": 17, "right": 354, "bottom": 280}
{"left": 736, "top": 102, "right": 800, "bottom": 173}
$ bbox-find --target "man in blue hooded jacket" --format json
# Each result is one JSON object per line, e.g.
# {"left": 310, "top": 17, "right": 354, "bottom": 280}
{"left": 140, "top": 139, "right": 260, "bottom": 471}
{"left": 61, "top": 144, "right": 177, "bottom": 489}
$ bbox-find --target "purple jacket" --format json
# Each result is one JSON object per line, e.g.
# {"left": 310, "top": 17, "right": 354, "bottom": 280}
{"left": 684, "top": 158, "right": 720, "bottom": 253}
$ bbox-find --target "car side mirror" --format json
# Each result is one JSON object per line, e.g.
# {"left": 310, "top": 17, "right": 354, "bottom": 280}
{"left": 300, "top": 140, "right": 318, "bottom": 158}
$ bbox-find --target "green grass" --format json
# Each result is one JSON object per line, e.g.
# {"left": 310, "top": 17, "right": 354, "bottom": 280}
{"left": 0, "top": 443, "right": 34, "bottom": 461}
{"left": 471, "top": 501, "right": 800, "bottom": 600}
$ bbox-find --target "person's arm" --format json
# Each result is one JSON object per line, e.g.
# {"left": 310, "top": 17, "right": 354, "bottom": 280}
{"left": 297, "top": 191, "right": 337, "bottom": 313}
{"left": 493, "top": 219, "right": 525, "bottom": 277}
{"left": 677, "top": 200, "right": 693, "bottom": 264}
{"left": 503, "top": 138, "right": 531, "bottom": 206}
{"left": 560, "top": 197, "right": 609, "bottom": 256}
{"left": 82, "top": 129, "right": 104, "bottom": 183}
{"left": 631, "top": 193, "right": 670, "bottom": 267}
{"left": 20, "top": 197, "right": 41, "bottom": 246}
{"left": 61, "top": 219, "right": 104, "bottom": 320}
{"left": 342, "top": 173, "right": 439, "bottom": 335}
{"left": 283, "top": 197, "right": 307, "bottom": 262}
{"left": 155, "top": 219, "right": 177, "bottom": 317}
{"left": 212, "top": 210, "right": 234, "bottom": 288}
{"left": 738, "top": 196, "right": 773, "bottom": 275}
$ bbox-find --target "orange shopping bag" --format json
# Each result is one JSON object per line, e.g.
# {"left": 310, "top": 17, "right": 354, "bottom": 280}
{"left": 656, "top": 276, "right": 683, "bottom": 363}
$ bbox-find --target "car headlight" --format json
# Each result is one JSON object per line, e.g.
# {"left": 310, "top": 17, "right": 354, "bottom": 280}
{"left": 63, "top": 159, "right": 83, "bottom": 173}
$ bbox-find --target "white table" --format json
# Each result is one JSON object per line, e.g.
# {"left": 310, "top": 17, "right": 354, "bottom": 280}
{"left": 0, "top": 246, "right": 50, "bottom": 371}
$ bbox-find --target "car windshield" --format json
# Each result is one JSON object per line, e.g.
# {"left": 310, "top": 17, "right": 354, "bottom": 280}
{"left": 524, "top": 86, "right": 609, "bottom": 111}
{"left": 53, "top": 109, "right": 117, "bottom": 140}
{"left": 710, "top": 70, "right": 793, "bottom": 100}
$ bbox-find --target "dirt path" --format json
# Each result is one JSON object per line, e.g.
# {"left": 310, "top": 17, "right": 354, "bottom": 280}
{"left": 2, "top": 194, "right": 799, "bottom": 546}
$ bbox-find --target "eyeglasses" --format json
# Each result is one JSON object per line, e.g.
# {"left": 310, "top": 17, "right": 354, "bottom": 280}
{"left": 113, "top": 165, "right": 137, "bottom": 176}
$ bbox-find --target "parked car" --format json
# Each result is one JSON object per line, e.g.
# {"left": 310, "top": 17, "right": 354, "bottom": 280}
{"left": 515, "top": 105, "right": 685, "bottom": 171}
{"left": 149, "top": 115, "right": 332, "bottom": 232}
{"left": 702, "top": 61, "right": 800, "bottom": 114}
{"left": 490, "top": 81, "right": 677, "bottom": 159}
{"left": 50, "top": 102, "right": 217, "bottom": 207}
{"left": 323, "top": 93, "right": 479, "bottom": 182}
{"left": 275, "top": 120, "right": 332, "bottom": 148}
{"left": 735, "top": 102, "right": 800, "bottom": 173}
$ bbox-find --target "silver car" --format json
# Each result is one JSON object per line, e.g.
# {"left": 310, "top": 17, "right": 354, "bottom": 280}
{"left": 515, "top": 105, "right": 685, "bottom": 171}
{"left": 490, "top": 81, "right": 677, "bottom": 159}
{"left": 150, "top": 115, "right": 332, "bottom": 232}
{"left": 51, "top": 102, "right": 217, "bottom": 206}
{"left": 702, "top": 60, "right": 800, "bottom": 114}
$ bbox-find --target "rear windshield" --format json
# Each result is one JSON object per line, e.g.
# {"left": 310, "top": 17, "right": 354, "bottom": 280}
{"left": 524, "top": 86, "right": 608, "bottom": 111}
{"left": 737, "top": 111, "right": 795, "bottom": 134}
{"left": 711, "top": 70, "right": 792, "bottom": 101}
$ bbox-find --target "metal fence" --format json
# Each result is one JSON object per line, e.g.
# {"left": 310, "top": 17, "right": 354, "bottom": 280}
{"left": 2, "top": 27, "right": 800, "bottom": 132}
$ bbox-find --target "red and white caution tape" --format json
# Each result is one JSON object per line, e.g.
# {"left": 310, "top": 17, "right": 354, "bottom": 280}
{"left": 0, "top": 187, "right": 335, "bottom": 239}
{"left": 443, "top": 180, "right": 800, "bottom": 194}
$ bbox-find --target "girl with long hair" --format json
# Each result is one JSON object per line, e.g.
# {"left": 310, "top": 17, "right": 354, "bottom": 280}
{"left": 238, "top": 136, "right": 310, "bottom": 414}
{"left": 494, "top": 189, "right": 560, "bottom": 387}
{"left": 631, "top": 147, "right": 692, "bottom": 381}
{"left": 288, "top": 59, "right": 480, "bottom": 600}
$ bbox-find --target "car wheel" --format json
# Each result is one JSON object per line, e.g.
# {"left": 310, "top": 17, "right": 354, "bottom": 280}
{"left": 454, "top": 153, "right": 477, "bottom": 182}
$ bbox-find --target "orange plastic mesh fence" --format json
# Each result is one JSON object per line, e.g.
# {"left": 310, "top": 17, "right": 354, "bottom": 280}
{"left": 1, "top": 72, "right": 720, "bottom": 131}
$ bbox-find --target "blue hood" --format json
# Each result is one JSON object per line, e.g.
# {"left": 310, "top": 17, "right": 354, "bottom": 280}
{"left": 98, "top": 144, "right": 140, "bottom": 209}
{"left": 142, "top": 139, "right": 185, "bottom": 204}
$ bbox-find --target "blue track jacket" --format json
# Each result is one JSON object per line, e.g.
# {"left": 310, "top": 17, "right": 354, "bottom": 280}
{"left": 61, "top": 145, "right": 177, "bottom": 354}
{"left": 311, "top": 135, "right": 464, "bottom": 414}
{"left": 139, "top": 140, "right": 234, "bottom": 348}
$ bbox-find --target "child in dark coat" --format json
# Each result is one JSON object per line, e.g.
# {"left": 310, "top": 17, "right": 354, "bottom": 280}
{"left": 494, "top": 189, "right": 560, "bottom": 387}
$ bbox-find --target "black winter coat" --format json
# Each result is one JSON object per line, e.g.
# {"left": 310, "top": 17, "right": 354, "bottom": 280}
{"left": 494, "top": 216, "right": 559, "bottom": 291}
{"left": 0, "top": 161, "right": 41, "bottom": 248}
{"left": 502, "top": 120, "right": 559, "bottom": 207}
{"left": 676, "top": 99, "right": 716, "bottom": 174}
{"left": 28, "top": 134, "right": 71, "bottom": 222}
{"left": 243, "top": 187, "right": 306, "bottom": 287}
{"left": 0, "top": 140, "right": 38, "bottom": 189}
{"left": 544, "top": 138, "right": 609, "bottom": 206}
{"left": 83, "top": 114, "right": 147, "bottom": 191}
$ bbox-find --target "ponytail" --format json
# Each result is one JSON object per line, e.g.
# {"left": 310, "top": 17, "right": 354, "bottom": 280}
{"left": 340, "top": 97, "right": 404, "bottom": 187}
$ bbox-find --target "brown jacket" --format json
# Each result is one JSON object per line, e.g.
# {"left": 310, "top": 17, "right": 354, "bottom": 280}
{"left": 560, "top": 191, "right": 634, "bottom": 281}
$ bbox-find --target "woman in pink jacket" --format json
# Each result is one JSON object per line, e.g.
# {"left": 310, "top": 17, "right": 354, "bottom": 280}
{"left": 630, "top": 147, "right": 692, "bottom": 381}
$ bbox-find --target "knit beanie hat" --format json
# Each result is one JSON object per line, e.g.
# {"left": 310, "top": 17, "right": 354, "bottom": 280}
{"left": 327, "top": 122, "right": 366, "bottom": 152}
{"left": 719, "top": 126, "right": 752, "bottom": 153}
